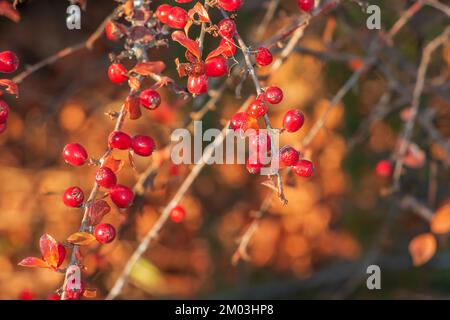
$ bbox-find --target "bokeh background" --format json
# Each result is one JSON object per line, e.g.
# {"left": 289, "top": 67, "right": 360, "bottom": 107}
{"left": 0, "top": 0, "right": 449, "bottom": 299}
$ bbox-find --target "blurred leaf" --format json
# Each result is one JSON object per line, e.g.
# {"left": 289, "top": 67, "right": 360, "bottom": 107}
{"left": 18, "top": 257, "right": 50, "bottom": 269}
{"left": 129, "top": 258, "right": 165, "bottom": 293}
{"left": 409, "top": 233, "right": 436, "bottom": 266}
{"left": 83, "top": 288, "right": 97, "bottom": 298}
{"left": 66, "top": 232, "right": 96, "bottom": 246}
{"left": 0, "top": 1, "right": 20, "bottom": 22}
{"left": 431, "top": 204, "right": 450, "bottom": 235}
{"left": 103, "top": 155, "right": 124, "bottom": 173}
{"left": 87, "top": 199, "right": 111, "bottom": 226}
{"left": 0, "top": 79, "right": 19, "bottom": 97}
{"left": 131, "top": 61, "right": 166, "bottom": 76}
{"left": 40, "top": 234, "right": 60, "bottom": 269}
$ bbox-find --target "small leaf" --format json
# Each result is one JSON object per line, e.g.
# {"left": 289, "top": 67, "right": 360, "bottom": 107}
{"left": 131, "top": 61, "right": 166, "bottom": 76}
{"left": 125, "top": 95, "right": 141, "bottom": 120}
{"left": 0, "top": 0, "right": 20, "bottom": 22}
{"left": 0, "top": 79, "right": 19, "bottom": 97}
{"left": 103, "top": 155, "right": 124, "bottom": 173}
{"left": 128, "top": 76, "right": 141, "bottom": 92}
{"left": 40, "top": 234, "right": 60, "bottom": 269}
{"left": 83, "top": 288, "right": 97, "bottom": 299}
{"left": 206, "top": 42, "right": 234, "bottom": 61}
{"left": 409, "top": 233, "right": 437, "bottom": 266}
{"left": 431, "top": 204, "right": 450, "bottom": 235}
{"left": 18, "top": 257, "right": 50, "bottom": 269}
{"left": 66, "top": 232, "right": 96, "bottom": 246}
{"left": 188, "top": 2, "right": 210, "bottom": 23}
{"left": 171, "top": 31, "right": 201, "bottom": 61}
{"left": 128, "top": 150, "right": 137, "bottom": 171}
{"left": 87, "top": 199, "right": 111, "bottom": 226}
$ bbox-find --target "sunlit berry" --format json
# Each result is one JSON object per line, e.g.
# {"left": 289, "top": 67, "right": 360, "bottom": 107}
{"left": 105, "top": 21, "right": 122, "bottom": 41}
{"left": 108, "top": 63, "right": 128, "bottom": 84}
{"left": 167, "top": 7, "right": 188, "bottom": 29}
{"left": 63, "top": 143, "right": 88, "bottom": 166}
{"left": 255, "top": 47, "right": 273, "bottom": 66}
{"left": 218, "top": 0, "right": 243, "bottom": 11}
{"left": 18, "top": 290, "right": 34, "bottom": 300}
{"left": 375, "top": 160, "right": 393, "bottom": 178}
{"left": 0, "top": 51, "right": 19, "bottom": 73}
{"left": 187, "top": 74, "right": 208, "bottom": 95}
{"left": 95, "top": 167, "right": 117, "bottom": 188}
{"left": 297, "top": 0, "right": 315, "bottom": 12}
{"left": 139, "top": 89, "right": 161, "bottom": 110}
{"left": 0, "top": 100, "right": 9, "bottom": 123}
{"left": 292, "top": 159, "right": 314, "bottom": 177}
{"left": 264, "top": 86, "right": 283, "bottom": 104}
{"left": 156, "top": 4, "right": 172, "bottom": 24}
{"left": 218, "top": 18, "right": 236, "bottom": 38}
{"left": 108, "top": 131, "right": 131, "bottom": 150}
{"left": 205, "top": 56, "right": 228, "bottom": 77}
{"left": 109, "top": 184, "right": 134, "bottom": 208}
{"left": 283, "top": 109, "right": 304, "bottom": 133}
{"left": 247, "top": 99, "right": 268, "bottom": 118}
{"left": 94, "top": 223, "right": 116, "bottom": 244}
{"left": 63, "top": 186, "right": 84, "bottom": 208}
{"left": 230, "top": 112, "right": 250, "bottom": 131}
{"left": 169, "top": 205, "right": 186, "bottom": 223}
{"left": 246, "top": 156, "right": 263, "bottom": 174}
{"left": 249, "top": 131, "right": 271, "bottom": 158}
{"left": 131, "top": 135, "right": 155, "bottom": 157}
{"left": 279, "top": 145, "right": 299, "bottom": 167}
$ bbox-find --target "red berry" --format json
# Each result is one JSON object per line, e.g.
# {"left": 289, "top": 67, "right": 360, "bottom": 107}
{"left": 169, "top": 205, "right": 186, "bottom": 223}
{"left": 218, "top": 19, "right": 236, "bottom": 38}
{"left": 47, "top": 294, "right": 61, "bottom": 300}
{"left": 205, "top": 56, "right": 228, "bottom": 77}
{"left": 105, "top": 21, "right": 122, "bottom": 41}
{"left": 0, "top": 51, "right": 19, "bottom": 73}
{"left": 156, "top": 4, "right": 172, "bottom": 24}
{"left": 108, "top": 131, "right": 131, "bottom": 150}
{"left": 264, "top": 86, "right": 283, "bottom": 104}
{"left": 63, "top": 186, "right": 84, "bottom": 208}
{"left": 57, "top": 243, "right": 66, "bottom": 268}
{"left": 255, "top": 47, "right": 273, "bottom": 66}
{"left": 375, "top": 160, "right": 393, "bottom": 178}
{"left": 283, "top": 109, "right": 305, "bottom": 133}
{"left": 139, "top": 89, "right": 161, "bottom": 110}
{"left": 249, "top": 131, "right": 271, "bottom": 158}
{"left": 187, "top": 74, "right": 208, "bottom": 95}
{"left": 18, "top": 290, "right": 34, "bottom": 300}
{"left": 279, "top": 145, "right": 300, "bottom": 167}
{"left": 65, "top": 280, "right": 85, "bottom": 300}
{"left": 0, "top": 100, "right": 9, "bottom": 123}
{"left": 95, "top": 167, "right": 117, "bottom": 188}
{"left": 246, "top": 156, "right": 263, "bottom": 174}
{"left": 63, "top": 143, "right": 88, "bottom": 166}
{"left": 220, "top": 38, "right": 236, "bottom": 57}
{"left": 247, "top": 99, "right": 268, "bottom": 118}
{"left": 94, "top": 223, "right": 116, "bottom": 244}
{"left": 218, "top": 0, "right": 243, "bottom": 11}
{"left": 292, "top": 159, "right": 314, "bottom": 177}
{"left": 167, "top": 7, "right": 188, "bottom": 29}
{"left": 230, "top": 112, "right": 250, "bottom": 131}
{"left": 131, "top": 135, "right": 155, "bottom": 157}
{"left": 108, "top": 63, "right": 128, "bottom": 84}
{"left": 109, "top": 184, "right": 134, "bottom": 208}
{"left": 0, "top": 122, "right": 6, "bottom": 134}
{"left": 297, "top": 0, "right": 315, "bottom": 12}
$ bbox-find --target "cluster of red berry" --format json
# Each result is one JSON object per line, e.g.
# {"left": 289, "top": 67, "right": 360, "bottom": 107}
{"left": 0, "top": 51, "right": 19, "bottom": 134}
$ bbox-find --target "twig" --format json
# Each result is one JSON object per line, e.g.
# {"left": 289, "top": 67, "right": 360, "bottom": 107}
{"left": 255, "top": 0, "right": 280, "bottom": 40}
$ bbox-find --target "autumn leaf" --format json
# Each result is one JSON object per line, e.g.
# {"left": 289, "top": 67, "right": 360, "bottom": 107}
{"left": 206, "top": 41, "right": 234, "bottom": 61}
{"left": 131, "top": 61, "right": 166, "bottom": 76}
{"left": 83, "top": 288, "right": 97, "bottom": 299}
{"left": 87, "top": 199, "right": 111, "bottom": 226}
{"left": 0, "top": 79, "right": 19, "bottom": 97}
{"left": 103, "top": 155, "right": 124, "bottom": 173}
{"left": 171, "top": 31, "right": 201, "bottom": 61}
{"left": 125, "top": 95, "right": 141, "bottom": 120}
{"left": 0, "top": 0, "right": 20, "bottom": 22}
{"left": 18, "top": 257, "right": 50, "bottom": 269}
{"left": 66, "top": 232, "right": 96, "bottom": 246}
{"left": 185, "top": 2, "right": 210, "bottom": 35}
{"left": 40, "top": 234, "right": 61, "bottom": 269}
{"left": 431, "top": 204, "right": 450, "bottom": 235}
{"left": 409, "top": 233, "right": 437, "bottom": 266}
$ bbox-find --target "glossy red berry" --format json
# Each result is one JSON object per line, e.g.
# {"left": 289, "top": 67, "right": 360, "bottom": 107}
{"left": 65, "top": 280, "right": 85, "bottom": 300}
{"left": 63, "top": 186, "right": 84, "bottom": 208}
{"left": 279, "top": 145, "right": 300, "bottom": 167}
{"left": 63, "top": 143, "right": 88, "bottom": 166}
{"left": 109, "top": 184, "right": 134, "bottom": 208}
{"left": 247, "top": 99, "right": 268, "bottom": 118}
{"left": 156, "top": 4, "right": 172, "bottom": 24}
{"left": 292, "top": 159, "right": 314, "bottom": 177}
{"left": 169, "top": 205, "right": 186, "bottom": 223}
{"left": 218, "top": 19, "right": 236, "bottom": 38}
{"left": 0, "top": 100, "right": 9, "bottom": 123}
{"left": 297, "top": 0, "right": 315, "bottom": 12}
{"left": 139, "top": 89, "right": 161, "bottom": 110}
{"left": 167, "top": 7, "right": 188, "bottom": 29}
{"left": 108, "top": 63, "right": 128, "bottom": 84}
{"left": 249, "top": 131, "right": 271, "bottom": 157}
{"left": 105, "top": 21, "right": 122, "bottom": 41}
{"left": 131, "top": 135, "right": 155, "bottom": 157}
{"left": 205, "top": 56, "right": 228, "bottom": 77}
{"left": 218, "top": 0, "right": 243, "bottom": 11}
{"left": 230, "top": 112, "right": 250, "bottom": 131}
{"left": 256, "top": 47, "right": 273, "bottom": 66}
{"left": 220, "top": 38, "right": 236, "bottom": 57}
{"left": 95, "top": 167, "right": 117, "bottom": 188}
{"left": 18, "top": 290, "right": 34, "bottom": 300}
{"left": 94, "top": 223, "right": 116, "bottom": 244}
{"left": 108, "top": 131, "right": 131, "bottom": 150}
{"left": 0, "top": 51, "right": 19, "bottom": 73}
{"left": 264, "top": 86, "right": 283, "bottom": 104}
{"left": 187, "top": 74, "right": 208, "bottom": 95}
{"left": 47, "top": 294, "right": 61, "bottom": 300}
{"left": 246, "top": 156, "right": 263, "bottom": 174}
{"left": 375, "top": 160, "right": 393, "bottom": 178}
{"left": 283, "top": 109, "right": 305, "bottom": 133}
{"left": 0, "top": 122, "right": 7, "bottom": 134}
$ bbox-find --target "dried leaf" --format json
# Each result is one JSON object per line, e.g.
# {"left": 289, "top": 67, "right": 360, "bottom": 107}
{"left": 131, "top": 61, "right": 166, "bottom": 76}
{"left": 66, "top": 232, "right": 96, "bottom": 246}
{"left": 87, "top": 199, "right": 111, "bottom": 226}
{"left": 171, "top": 31, "right": 201, "bottom": 61}
{"left": 0, "top": 0, "right": 20, "bottom": 22}
{"left": 0, "top": 79, "right": 19, "bottom": 97}
{"left": 18, "top": 257, "right": 50, "bottom": 269}
{"left": 103, "top": 155, "right": 124, "bottom": 173}
{"left": 409, "top": 233, "right": 437, "bottom": 266}
{"left": 206, "top": 41, "right": 233, "bottom": 61}
{"left": 125, "top": 95, "right": 141, "bottom": 120}
{"left": 128, "top": 150, "right": 137, "bottom": 171}
{"left": 128, "top": 76, "right": 140, "bottom": 92}
{"left": 188, "top": 2, "right": 210, "bottom": 23}
{"left": 431, "top": 204, "right": 450, "bottom": 235}
{"left": 83, "top": 288, "right": 97, "bottom": 299}
{"left": 40, "top": 234, "right": 60, "bottom": 269}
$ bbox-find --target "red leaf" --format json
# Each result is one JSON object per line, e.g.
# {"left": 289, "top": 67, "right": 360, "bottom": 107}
{"left": 131, "top": 61, "right": 166, "bottom": 76}
{"left": 39, "top": 234, "right": 60, "bottom": 269}
{"left": 18, "top": 257, "right": 50, "bottom": 269}
{"left": 125, "top": 95, "right": 141, "bottom": 120}
{"left": 188, "top": 2, "right": 210, "bottom": 23}
{"left": 0, "top": 0, "right": 20, "bottom": 22}
{"left": 0, "top": 79, "right": 19, "bottom": 97}
{"left": 206, "top": 41, "right": 233, "bottom": 61}
{"left": 87, "top": 199, "right": 111, "bottom": 226}
{"left": 171, "top": 31, "right": 201, "bottom": 61}
{"left": 103, "top": 155, "right": 124, "bottom": 173}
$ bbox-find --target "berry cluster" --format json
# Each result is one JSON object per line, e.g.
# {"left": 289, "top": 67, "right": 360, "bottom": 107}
{"left": 0, "top": 50, "right": 19, "bottom": 134}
